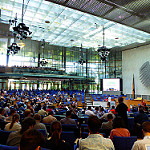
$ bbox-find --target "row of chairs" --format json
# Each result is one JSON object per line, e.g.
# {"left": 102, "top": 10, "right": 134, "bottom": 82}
{"left": 0, "top": 144, "right": 49, "bottom": 150}
{"left": 0, "top": 129, "right": 76, "bottom": 150}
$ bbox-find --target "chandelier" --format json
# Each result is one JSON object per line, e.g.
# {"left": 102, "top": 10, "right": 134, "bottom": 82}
{"left": 97, "top": 26, "right": 110, "bottom": 61}
{"left": 7, "top": 42, "right": 20, "bottom": 55}
{"left": 9, "top": 0, "right": 32, "bottom": 40}
{"left": 8, "top": 15, "right": 20, "bottom": 55}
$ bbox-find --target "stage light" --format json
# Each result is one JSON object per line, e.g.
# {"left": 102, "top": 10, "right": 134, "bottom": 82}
{"left": 78, "top": 57, "right": 85, "bottom": 65}
{"left": 13, "top": 23, "right": 32, "bottom": 40}
{"left": 98, "top": 46, "right": 110, "bottom": 61}
{"left": 97, "top": 26, "right": 110, "bottom": 61}
{"left": 40, "top": 58, "right": 48, "bottom": 66}
{"left": 7, "top": 43, "right": 20, "bottom": 55}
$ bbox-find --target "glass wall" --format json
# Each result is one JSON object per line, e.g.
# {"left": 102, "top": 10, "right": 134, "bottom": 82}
{"left": 0, "top": 37, "right": 122, "bottom": 92}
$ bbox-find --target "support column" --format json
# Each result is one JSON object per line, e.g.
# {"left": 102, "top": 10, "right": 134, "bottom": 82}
{"left": 9, "top": 81, "right": 11, "bottom": 90}
{"left": 53, "top": 82, "right": 55, "bottom": 90}
{"left": 37, "top": 81, "right": 39, "bottom": 89}
{"left": 6, "top": 79, "right": 8, "bottom": 90}
{"left": 63, "top": 47, "right": 66, "bottom": 72}
{"left": 61, "top": 81, "right": 63, "bottom": 90}
{"left": 38, "top": 42, "right": 41, "bottom": 67}
{"left": 14, "top": 82, "right": 16, "bottom": 90}
{"left": 57, "top": 83, "right": 59, "bottom": 90}
{"left": 46, "top": 83, "right": 48, "bottom": 90}
{"left": 6, "top": 38, "right": 11, "bottom": 66}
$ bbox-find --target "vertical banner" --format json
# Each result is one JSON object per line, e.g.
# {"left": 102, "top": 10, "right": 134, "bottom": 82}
{"left": 132, "top": 74, "right": 135, "bottom": 99}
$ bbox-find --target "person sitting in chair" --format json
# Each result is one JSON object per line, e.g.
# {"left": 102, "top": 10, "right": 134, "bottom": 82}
{"left": 19, "top": 128, "right": 45, "bottom": 150}
{"left": 132, "top": 121, "right": 150, "bottom": 150}
{"left": 79, "top": 115, "right": 114, "bottom": 150}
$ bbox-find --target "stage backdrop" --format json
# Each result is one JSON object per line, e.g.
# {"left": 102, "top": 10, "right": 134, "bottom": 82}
{"left": 122, "top": 44, "right": 150, "bottom": 96}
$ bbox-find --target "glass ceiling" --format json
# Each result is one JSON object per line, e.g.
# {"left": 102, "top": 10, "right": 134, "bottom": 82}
{"left": 0, "top": 0, "right": 150, "bottom": 49}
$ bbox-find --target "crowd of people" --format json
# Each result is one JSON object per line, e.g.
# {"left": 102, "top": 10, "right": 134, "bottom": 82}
{"left": 0, "top": 89, "right": 150, "bottom": 150}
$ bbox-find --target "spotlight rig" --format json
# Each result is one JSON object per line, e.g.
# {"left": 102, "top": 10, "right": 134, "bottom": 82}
{"left": 9, "top": 0, "right": 32, "bottom": 40}
{"left": 13, "top": 23, "right": 32, "bottom": 40}
{"left": 97, "top": 46, "right": 110, "bottom": 61}
{"left": 97, "top": 26, "right": 110, "bottom": 61}
{"left": 40, "top": 58, "right": 48, "bottom": 66}
{"left": 78, "top": 57, "right": 85, "bottom": 65}
{"left": 7, "top": 43, "right": 20, "bottom": 55}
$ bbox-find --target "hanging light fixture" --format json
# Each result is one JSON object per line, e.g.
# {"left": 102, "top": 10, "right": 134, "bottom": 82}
{"left": 7, "top": 42, "right": 20, "bottom": 55}
{"left": 7, "top": 14, "right": 20, "bottom": 55}
{"left": 78, "top": 44, "right": 85, "bottom": 65}
{"left": 40, "top": 39, "right": 48, "bottom": 66}
{"left": 97, "top": 26, "right": 110, "bottom": 61}
{"left": 12, "top": 0, "right": 32, "bottom": 40}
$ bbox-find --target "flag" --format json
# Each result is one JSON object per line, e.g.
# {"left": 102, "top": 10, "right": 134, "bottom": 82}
{"left": 132, "top": 74, "right": 135, "bottom": 99}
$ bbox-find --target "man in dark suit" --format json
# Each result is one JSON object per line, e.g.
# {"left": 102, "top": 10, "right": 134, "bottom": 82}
{"left": 116, "top": 97, "right": 128, "bottom": 127}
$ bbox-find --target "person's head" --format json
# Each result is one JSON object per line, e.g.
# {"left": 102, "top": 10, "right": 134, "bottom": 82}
{"left": 113, "top": 116, "right": 126, "bottom": 129}
{"left": 19, "top": 129, "right": 45, "bottom": 150}
{"left": 118, "top": 97, "right": 124, "bottom": 103}
{"left": 87, "top": 115, "right": 101, "bottom": 134}
{"left": 95, "top": 107, "right": 99, "bottom": 111}
{"left": 9, "top": 113, "right": 20, "bottom": 129}
{"left": 88, "top": 106, "right": 91, "bottom": 110}
{"left": 10, "top": 109, "right": 17, "bottom": 116}
{"left": 107, "top": 113, "right": 113, "bottom": 121}
{"left": 142, "top": 121, "right": 150, "bottom": 136}
{"left": 111, "top": 106, "right": 115, "bottom": 109}
{"left": 34, "top": 114, "right": 41, "bottom": 121}
{"left": 139, "top": 108, "right": 144, "bottom": 113}
{"left": 24, "top": 109, "right": 31, "bottom": 117}
{"left": 100, "top": 107, "right": 104, "bottom": 112}
{"left": 66, "top": 111, "right": 71, "bottom": 118}
{"left": 51, "top": 121, "right": 62, "bottom": 145}
{"left": 20, "top": 117, "right": 36, "bottom": 134}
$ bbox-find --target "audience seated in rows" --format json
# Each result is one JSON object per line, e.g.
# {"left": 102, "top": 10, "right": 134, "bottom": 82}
{"left": 0, "top": 89, "right": 150, "bottom": 150}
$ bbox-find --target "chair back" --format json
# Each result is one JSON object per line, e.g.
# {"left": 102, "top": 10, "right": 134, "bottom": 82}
{"left": 61, "top": 131, "right": 76, "bottom": 149}
{"left": 0, "top": 144, "right": 18, "bottom": 150}
{"left": 113, "top": 136, "right": 137, "bottom": 150}
{"left": 62, "top": 124, "right": 77, "bottom": 131}
{"left": 37, "top": 129, "right": 47, "bottom": 138}
{"left": 81, "top": 132, "right": 89, "bottom": 139}
{"left": 0, "top": 130, "right": 12, "bottom": 145}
